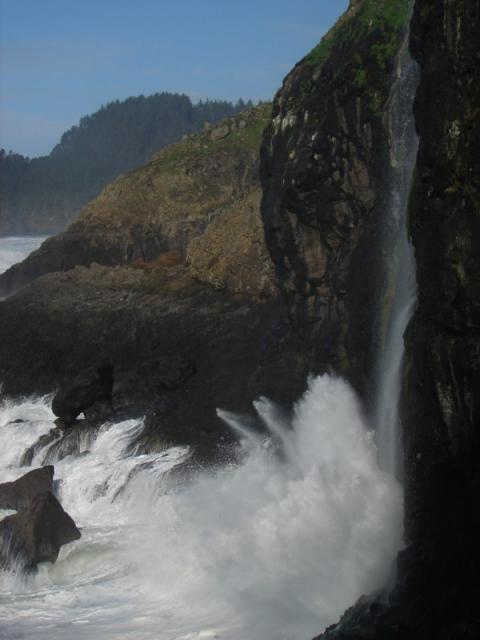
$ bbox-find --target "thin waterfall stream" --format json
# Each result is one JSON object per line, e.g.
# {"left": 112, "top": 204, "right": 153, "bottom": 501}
{"left": 374, "top": 30, "right": 420, "bottom": 477}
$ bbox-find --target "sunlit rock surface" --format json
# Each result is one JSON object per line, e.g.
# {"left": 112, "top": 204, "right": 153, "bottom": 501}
{"left": 0, "top": 106, "right": 274, "bottom": 299}
{"left": 261, "top": 0, "right": 413, "bottom": 403}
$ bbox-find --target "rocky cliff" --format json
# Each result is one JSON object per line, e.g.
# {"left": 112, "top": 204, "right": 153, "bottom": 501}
{"left": 400, "top": 0, "right": 480, "bottom": 634}
{"left": 261, "top": 0, "right": 412, "bottom": 403}
{"left": 1, "top": 0, "right": 478, "bottom": 634}
{"left": 0, "top": 105, "right": 274, "bottom": 298}
{"left": 262, "top": 0, "right": 480, "bottom": 637}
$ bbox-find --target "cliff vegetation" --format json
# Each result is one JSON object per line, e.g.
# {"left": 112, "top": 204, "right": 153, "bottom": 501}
{"left": 0, "top": 93, "right": 255, "bottom": 236}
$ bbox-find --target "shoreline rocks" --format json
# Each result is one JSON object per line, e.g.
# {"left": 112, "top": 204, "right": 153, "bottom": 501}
{"left": 0, "top": 466, "right": 80, "bottom": 573}
{"left": 0, "top": 263, "right": 309, "bottom": 462}
{"left": 0, "top": 491, "right": 80, "bottom": 572}
{"left": 0, "top": 466, "right": 54, "bottom": 511}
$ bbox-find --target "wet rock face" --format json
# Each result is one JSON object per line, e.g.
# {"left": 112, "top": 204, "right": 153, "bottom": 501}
{"left": 260, "top": 0, "right": 411, "bottom": 399}
{"left": 0, "top": 466, "right": 54, "bottom": 510}
{"left": 405, "top": 0, "right": 480, "bottom": 543}
{"left": 0, "top": 466, "right": 80, "bottom": 573}
{"left": 401, "top": 0, "right": 480, "bottom": 630}
{"left": 52, "top": 364, "right": 114, "bottom": 423}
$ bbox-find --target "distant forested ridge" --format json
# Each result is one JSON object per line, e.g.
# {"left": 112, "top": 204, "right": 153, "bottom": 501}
{"left": 0, "top": 93, "right": 254, "bottom": 236}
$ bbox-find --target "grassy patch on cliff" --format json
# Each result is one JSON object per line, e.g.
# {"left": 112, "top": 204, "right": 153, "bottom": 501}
{"left": 149, "top": 103, "right": 271, "bottom": 172}
{"left": 303, "top": 0, "right": 412, "bottom": 117}
{"left": 306, "top": 0, "right": 411, "bottom": 69}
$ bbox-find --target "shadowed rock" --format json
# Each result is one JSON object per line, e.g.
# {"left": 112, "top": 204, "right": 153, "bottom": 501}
{"left": 52, "top": 363, "right": 114, "bottom": 423}
{"left": 0, "top": 466, "right": 54, "bottom": 511}
{"left": 0, "top": 491, "right": 81, "bottom": 572}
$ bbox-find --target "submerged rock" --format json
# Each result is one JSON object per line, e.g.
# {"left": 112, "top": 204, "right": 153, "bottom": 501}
{"left": 23, "top": 423, "right": 100, "bottom": 466}
{"left": 20, "top": 429, "right": 63, "bottom": 466}
{"left": 0, "top": 491, "right": 81, "bottom": 572}
{"left": 0, "top": 466, "right": 54, "bottom": 510}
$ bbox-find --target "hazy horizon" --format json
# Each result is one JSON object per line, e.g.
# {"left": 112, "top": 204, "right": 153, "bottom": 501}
{"left": 0, "top": 0, "right": 348, "bottom": 157}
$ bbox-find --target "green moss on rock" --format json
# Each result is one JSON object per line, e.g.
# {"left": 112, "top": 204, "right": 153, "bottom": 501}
{"left": 306, "top": 0, "right": 411, "bottom": 71}
{"left": 150, "top": 103, "right": 272, "bottom": 171}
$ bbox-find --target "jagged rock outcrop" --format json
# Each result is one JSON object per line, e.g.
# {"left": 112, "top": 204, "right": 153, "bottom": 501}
{"left": 0, "top": 466, "right": 54, "bottom": 511}
{"left": 0, "top": 491, "right": 80, "bottom": 572}
{"left": 261, "top": 0, "right": 412, "bottom": 402}
{"left": 188, "top": 188, "right": 273, "bottom": 296}
{"left": 0, "top": 105, "right": 274, "bottom": 299}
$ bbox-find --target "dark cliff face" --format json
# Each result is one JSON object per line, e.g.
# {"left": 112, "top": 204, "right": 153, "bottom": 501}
{"left": 406, "top": 0, "right": 480, "bottom": 549}
{"left": 260, "top": 0, "right": 412, "bottom": 402}
{"left": 401, "top": 0, "right": 480, "bottom": 631}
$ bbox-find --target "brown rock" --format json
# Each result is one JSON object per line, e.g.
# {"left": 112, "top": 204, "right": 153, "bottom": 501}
{"left": 0, "top": 491, "right": 81, "bottom": 572}
{"left": 0, "top": 105, "right": 273, "bottom": 299}
{"left": 0, "top": 466, "right": 54, "bottom": 511}
{"left": 210, "top": 124, "right": 230, "bottom": 141}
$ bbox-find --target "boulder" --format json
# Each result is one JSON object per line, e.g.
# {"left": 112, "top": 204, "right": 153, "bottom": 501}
{"left": 0, "top": 491, "right": 81, "bottom": 572}
{"left": 210, "top": 124, "right": 230, "bottom": 141}
{"left": 0, "top": 466, "right": 54, "bottom": 511}
{"left": 52, "top": 363, "right": 114, "bottom": 423}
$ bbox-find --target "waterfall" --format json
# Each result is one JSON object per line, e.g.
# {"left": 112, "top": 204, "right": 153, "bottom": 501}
{"left": 374, "top": 30, "right": 419, "bottom": 476}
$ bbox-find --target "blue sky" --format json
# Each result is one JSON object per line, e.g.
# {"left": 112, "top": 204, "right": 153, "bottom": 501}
{"left": 0, "top": 0, "right": 348, "bottom": 157}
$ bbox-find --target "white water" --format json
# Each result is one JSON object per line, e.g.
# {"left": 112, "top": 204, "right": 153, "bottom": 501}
{"left": 0, "top": 377, "right": 403, "bottom": 640}
{"left": 0, "top": 237, "right": 45, "bottom": 275}
{"left": 374, "top": 33, "right": 419, "bottom": 477}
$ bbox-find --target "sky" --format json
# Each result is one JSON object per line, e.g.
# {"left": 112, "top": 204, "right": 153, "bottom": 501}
{"left": 0, "top": 0, "right": 348, "bottom": 157}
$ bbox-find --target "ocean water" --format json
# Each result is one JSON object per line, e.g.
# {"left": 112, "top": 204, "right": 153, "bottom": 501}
{"left": 0, "top": 372, "right": 403, "bottom": 640}
{"left": 0, "top": 237, "right": 45, "bottom": 276}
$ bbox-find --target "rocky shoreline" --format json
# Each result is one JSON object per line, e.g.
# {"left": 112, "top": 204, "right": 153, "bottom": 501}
{"left": 0, "top": 467, "right": 80, "bottom": 572}
{"left": 0, "top": 0, "right": 479, "bottom": 637}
